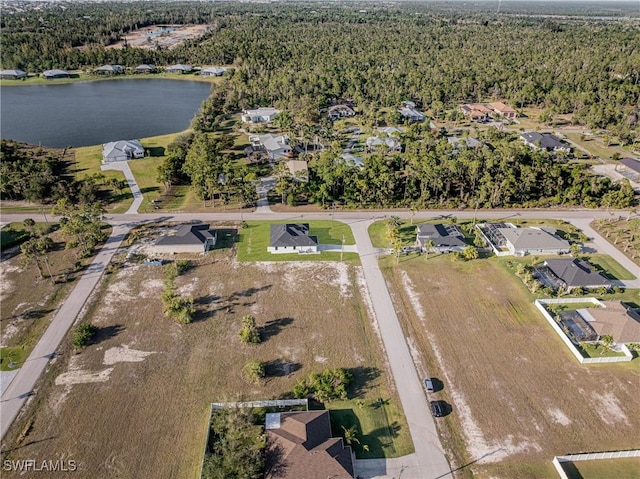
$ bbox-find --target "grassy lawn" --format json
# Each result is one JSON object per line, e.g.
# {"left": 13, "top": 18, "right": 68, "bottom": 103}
{"left": 368, "top": 219, "right": 424, "bottom": 248}
{"left": 0, "top": 346, "right": 29, "bottom": 371}
{"left": 585, "top": 254, "right": 636, "bottom": 281}
{"left": 578, "top": 343, "right": 626, "bottom": 359}
{"left": 2, "top": 248, "right": 409, "bottom": 477}
{"left": 381, "top": 254, "right": 640, "bottom": 478}
{"left": 567, "top": 457, "right": 640, "bottom": 479}
{"left": 237, "top": 220, "right": 357, "bottom": 262}
{"left": 0, "top": 223, "right": 31, "bottom": 249}
{"left": 564, "top": 133, "right": 628, "bottom": 160}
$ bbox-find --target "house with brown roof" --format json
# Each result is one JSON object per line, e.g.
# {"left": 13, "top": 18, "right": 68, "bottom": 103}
{"left": 576, "top": 301, "right": 640, "bottom": 344}
{"left": 490, "top": 102, "right": 517, "bottom": 119}
{"left": 265, "top": 410, "right": 354, "bottom": 479}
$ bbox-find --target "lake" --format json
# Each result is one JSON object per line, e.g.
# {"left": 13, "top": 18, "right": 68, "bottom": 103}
{"left": 0, "top": 79, "right": 212, "bottom": 148}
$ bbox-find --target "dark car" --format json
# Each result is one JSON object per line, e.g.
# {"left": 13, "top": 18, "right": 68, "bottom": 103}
{"left": 430, "top": 400, "right": 444, "bottom": 418}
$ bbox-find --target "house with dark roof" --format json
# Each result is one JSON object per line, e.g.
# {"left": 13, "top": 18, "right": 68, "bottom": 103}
{"left": 96, "top": 64, "right": 124, "bottom": 75}
{"left": 268, "top": 224, "right": 318, "bottom": 254}
{"left": 576, "top": 301, "right": 640, "bottom": 344}
{"left": 42, "top": 69, "right": 70, "bottom": 79}
{"left": 416, "top": 224, "right": 468, "bottom": 253}
{"left": 496, "top": 226, "right": 571, "bottom": 256}
{"left": 152, "top": 224, "right": 216, "bottom": 254}
{"left": 521, "top": 132, "right": 571, "bottom": 154}
{"left": 135, "top": 64, "right": 156, "bottom": 73}
{"left": 166, "top": 64, "right": 192, "bottom": 74}
{"left": 265, "top": 410, "right": 354, "bottom": 479}
{"left": 620, "top": 158, "right": 640, "bottom": 175}
{"left": 102, "top": 140, "right": 145, "bottom": 163}
{"left": 200, "top": 66, "right": 226, "bottom": 77}
{"left": 537, "top": 258, "right": 612, "bottom": 292}
{"left": 0, "top": 69, "right": 27, "bottom": 80}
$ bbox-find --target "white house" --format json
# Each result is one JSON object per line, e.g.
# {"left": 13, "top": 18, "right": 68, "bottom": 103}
{"left": 102, "top": 140, "right": 145, "bottom": 163}
{"left": 268, "top": 224, "right": 318, "bottom": 254}
{"left": 248, "top": 134, "right": 292, "bottom": 161}
{"left": 166, "top": 64, "right": 192, "bottom": 74}
{"left": 498, "top": 227, "right": 571, "bottom": 256}
{"left": 96, "top": 64, "right": 124, "bottom": 75}
{"left": 365, "top": 136, "right": 401, "bottom": 153}
{"left": 416, "top": 223, "right": 468, "bottom": 253}
{"left": 242, "top": 107, "right": 281, "bottom": 123}
{"left": 200, "top": 66, "right": 226, "bottom": 77}
{"left": 398, "top": 101, "right": 425, "bottom": 122}
{"left": 151, "top": 224, "right": 216, "bottom": 254}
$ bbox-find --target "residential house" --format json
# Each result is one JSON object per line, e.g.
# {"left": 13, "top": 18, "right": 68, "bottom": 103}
{"left": 521, "top": 132, "right": 571, "bottom": 154}
{"left": 620, "top": 158, "right": 640, "bottom": 175}
{"left": 135, "top": 64, "right": 156, "bottom": 73}
{"left": 200, "top": 66, "right": 226, "bottom": 77}
{"left": 248, "top": 134, "right": 292, "bottom": 161}
{"left": 328, "top": 104, "right": 355, "bottom": 121}
{"left": 365, "top": 136, "right": 401, "bottom": 153}
{"left": 398, "top": 101, "right": 426, "bottom": 122}
{"left": 538, "top": 258, "right": 612, "bottom": 292}
{"left": 96, "top": 64, "right": 124, "bottom": 75}
{"left": 378, "top": 126, "right": 405, "bottom": 136}
{"left": 42, "top": 69, "right": 70, "bottom": 79}
{"left": 268, "top": 224, "right": 318, "bottom": 254}
{"left": 151, "top": 224, "right": 216, "bottom": 254}
{"left": 265, "top": 410, "right": 354, "bottom": 479}
{"left": 340, "top": 153, "right": 364, "bottom": 168}
{"left": 166, "top": 64, "right": 192, "bottom": 74}
{"left": 0, "top": 69, "right": 27, "bottom": 80}
{"left": 416, "top": 223, "right": 468, "bottom": 253}
{"left": 242, "top": 107, "right": 281, "bottom": 123}
{"left": 447, "top": 136, "right": 482, "bottom": 150}
{"left": 490, "top": 102, "right": 517, "bottom": 120}
{"left": 496, "top": 226, "right": 571, "bottom": 256}
{"left": 285, "top": 160, "right": 309, "bottom": 182}
{"left": 460, "top": 103, "right": 493, "bottom": 121}
{"left": 575, "top": 301, "right": 640, "bottom": 344}
{"left": 102, "top": 140, "right": 145, "bottom": 163}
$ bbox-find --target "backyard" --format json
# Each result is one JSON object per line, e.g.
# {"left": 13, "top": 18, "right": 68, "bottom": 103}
{"left": 1, "top": 245, "right": 411, "bottom": 478}
{"left": 381, "top": 254, "right": 640, "bottom": 478}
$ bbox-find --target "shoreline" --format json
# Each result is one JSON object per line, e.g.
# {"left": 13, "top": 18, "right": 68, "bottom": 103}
{"left": 0, "top": 71, "right": 223, "bottom": 87}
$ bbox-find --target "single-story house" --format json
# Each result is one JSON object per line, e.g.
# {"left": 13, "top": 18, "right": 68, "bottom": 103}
{"left": 0, "top": 69, "right": 27, "bottom": 80}
{"left": 265, "top": 410, "right": 354, "bottom": 479}
{"left": 460, "top": 103, "right": 493, "bottom": 121}
{"left": 576, "top": 301, "right": 640, "bottom": 344}
{"left": 365, "top": 136, "right": 401, "bottom": 153}
{"left": 497, "top": 226, "right": 571, "bottom": 256}
{"left": 102, "top": 140, "right": 145, "bottom": 163}
{"left": 151, "top": 224, "right": 216, "bottom": 254}
{"left": 42, "top": 69, "right": 70, "bottom": 79}
{"left": 540, "top": 258, "right": 612, "bottom": 292}
{"left": 490, "top": 102, "right": 517, "bottom": 119}
{"left": 268, "top": 224, "right": 318, "bottom": 254}
{"left": 285, "top": 160, "right": 308, "bottom": 182}
{"left": 416, "top": 223, "right": 468, "bottom": 253}
{"left": 398, "top": 105, "right": 426, "bottom": 122}
{"left": 521, "top": 132, "right": 571, "bottom": 154}
{"left": 248, "top": 134, "right": 292, "bottom": 161}
{"left": 340, "top": 153, "right": 364, "bottom": 168}
{"left": 95, "top": 64, "right": 124, "bottom": 75}
{"left": 378, "top": 126, "right": 405, "bottom": 136}
{"left": 166, "top": 64, "right": 192, "bottom": 74}
{"left": 242, "top": 107, "right": 281, "bottom": 123}
{"left": 200, "top": 66, "right": 226, "bottom": 77}
{"left": 328, "top": 104, "right": 355, "bottom": 121}
{"left": 447, "top": 136, "right": 482, "bottom": 149}
{"left": 135, "top": 64, "right": 156, "bottom": 73}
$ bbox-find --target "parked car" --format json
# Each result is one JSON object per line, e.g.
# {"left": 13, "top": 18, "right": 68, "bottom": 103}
{"left": 430, "top": 400, "right": 444, "bottom": 418}
{"left": 424, "top": 378, "right": 434, "bottom": 393}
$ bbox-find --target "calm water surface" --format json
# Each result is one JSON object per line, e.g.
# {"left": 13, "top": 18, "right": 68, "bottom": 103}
{"left": 0, "top": 79, "right": 211, "bottom": 148}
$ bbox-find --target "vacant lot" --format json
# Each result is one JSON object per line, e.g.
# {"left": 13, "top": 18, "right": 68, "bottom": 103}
{"left": 592, "top": 218, "right": 640, "bottom": 267}
{"left": 1, "top": 246, "right": 410, "bottom": 477}
{"left": 382, "top": 255, "right": 640, "bottom": 478}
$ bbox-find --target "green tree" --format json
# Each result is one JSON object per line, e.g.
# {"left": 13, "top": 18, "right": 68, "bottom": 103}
{"left": 53, "top": 199, "right": 106, "bottom": 259}
{"left": 242, "top": 360, "right": 265, "bottom": 384}
{"left": 72, "top": 323, "right": 98, "bottom": 349}
{"left": 461, "top": 245, "right": 479, "bottom": 260}
{"left": 238, "top": 315, "right": 261, "bottom": 344}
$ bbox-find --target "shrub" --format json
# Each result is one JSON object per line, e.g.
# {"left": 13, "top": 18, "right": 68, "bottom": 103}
{"left": 293, "top": 367, "right": 352, "bottom": 403}
{"left": 238, "top": 315, "right": 261, "bottom": 344}
{"left": 242, "top": 360, "right": 265, "bottom": 384}
{"left": 72, "top": 323, "right": 97, "bottom": 349}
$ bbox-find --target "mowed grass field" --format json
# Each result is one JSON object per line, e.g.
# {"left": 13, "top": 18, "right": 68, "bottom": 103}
{"left": 2, "top": 248, "right": 411, "bottom": 478}
{"left": 381, "top": 255, "right": 640, "bottom": 478}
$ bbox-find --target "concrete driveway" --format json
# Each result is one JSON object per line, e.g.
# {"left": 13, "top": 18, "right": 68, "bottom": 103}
{"left": 101, "top": 161, "right": 144, "bottom": 214}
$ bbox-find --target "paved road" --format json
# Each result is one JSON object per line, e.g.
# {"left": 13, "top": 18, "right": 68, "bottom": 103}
{"left": 0, "top": 225, "right": 130, "bottom": 441}
{"left": 349, "top": 219, "right": 452, "bottom": 479}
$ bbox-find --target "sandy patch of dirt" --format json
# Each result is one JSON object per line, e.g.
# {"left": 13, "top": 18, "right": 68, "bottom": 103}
{"left": 314, "top": 355, "right": 328, "bottom": 363}
{"left": 0, "top": 323, "right": 20, "bottom": 347}
{"left": 139, "top": 279, "right": 163, "bottom": 298}
{"left": 548, "top": 408, "right": 571, "bottom": 426}
{"left": 0, "top": 263, "right": 20, "bottom": 301}
{"left": 400, "top": 270, "right": 425, "bottom": 321}
{"left": 103, "top": 345, "right": 156, "bottom": 365}
{"left": 55, "top": 368, "right": 114, "bottom": 386}
{"left": 591, "top": 392, "right": 629, "bottom": 426}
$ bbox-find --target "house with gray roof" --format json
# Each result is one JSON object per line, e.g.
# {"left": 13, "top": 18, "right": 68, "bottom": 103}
{"left": 135, "top": 64, "right": 156, "bottom": 73}
{"left": 268, "top": 224, "right": 318, "bottom": 254}
{"left": 96, "top": 64, "right": 124, "bottom": 75}
{"left": 0, "top": 69, "right": 27, "bottom": 80}
{"left": 328, "top": 104, "right": 355, "bottom": 121}
{"left": 398, "top": 102, "right": 426, "bottom": 122}
{"left": 416, "top": 223, "right": 468, "bottom": 253}
{"left": 42, "top": 69, "right": 70, "bottom": 79}
{"left": 447, "top": 136, "right": 482, "bottom": 149}
{"left": 166, "top": 64, "right": 192, "bottom": 74}
{"left": 365, "top": 136, "right": 401, "bottom": 153}
{"left": 537, "top": 258, "right": 612, "bottom": 292}
{"left": 340, "top": 153, "right": 364, "bottom": 168}
{"left": 201, "top": 66, "right": 226, "bottom": 77}
{"left": 521, "top": 132, "right": 571, "bottom": 154}
{"left": 102, "top": 140, "right": 145, "bottom": 163}
{"left": 497, "top": 226, "right": 571, "bottom": 256}
{"left": 248, "top": 134, "right": 292, "bottom": 161}
{"left": 152, "top": 224, "right": 216, "bottom": 254}
{"left": 242, "top": 107, "right": 281, "bottom": 123}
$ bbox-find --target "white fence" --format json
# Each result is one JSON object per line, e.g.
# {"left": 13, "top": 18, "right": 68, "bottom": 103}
{"left": 553, "top": 450, "right": 640, "bottom": 479}
{"left": 535, "top": 298, "right": 633, "bottom": 364}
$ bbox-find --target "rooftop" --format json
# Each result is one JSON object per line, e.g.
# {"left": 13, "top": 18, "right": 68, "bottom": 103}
{"left": 270, "top": 224, "right": 318, "bottom": 248}
{"left": 577, "top": 301, "right": 640, "bottom": 344}
{"left": 155, "top": 224, "right": 216, "bottom": 246}
{"left": 521, "top": 132, "right": 569, "bottom": 151}
{"left": 498, "top": 227, "right": 570, "bottom": 251}
{"left": 543, "top": 258, "right": 612, "bottom": 288}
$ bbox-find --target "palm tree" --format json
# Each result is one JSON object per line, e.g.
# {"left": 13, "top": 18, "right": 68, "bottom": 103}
{"left": 341, "top": 425, "right": 360, "bottom": 446}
